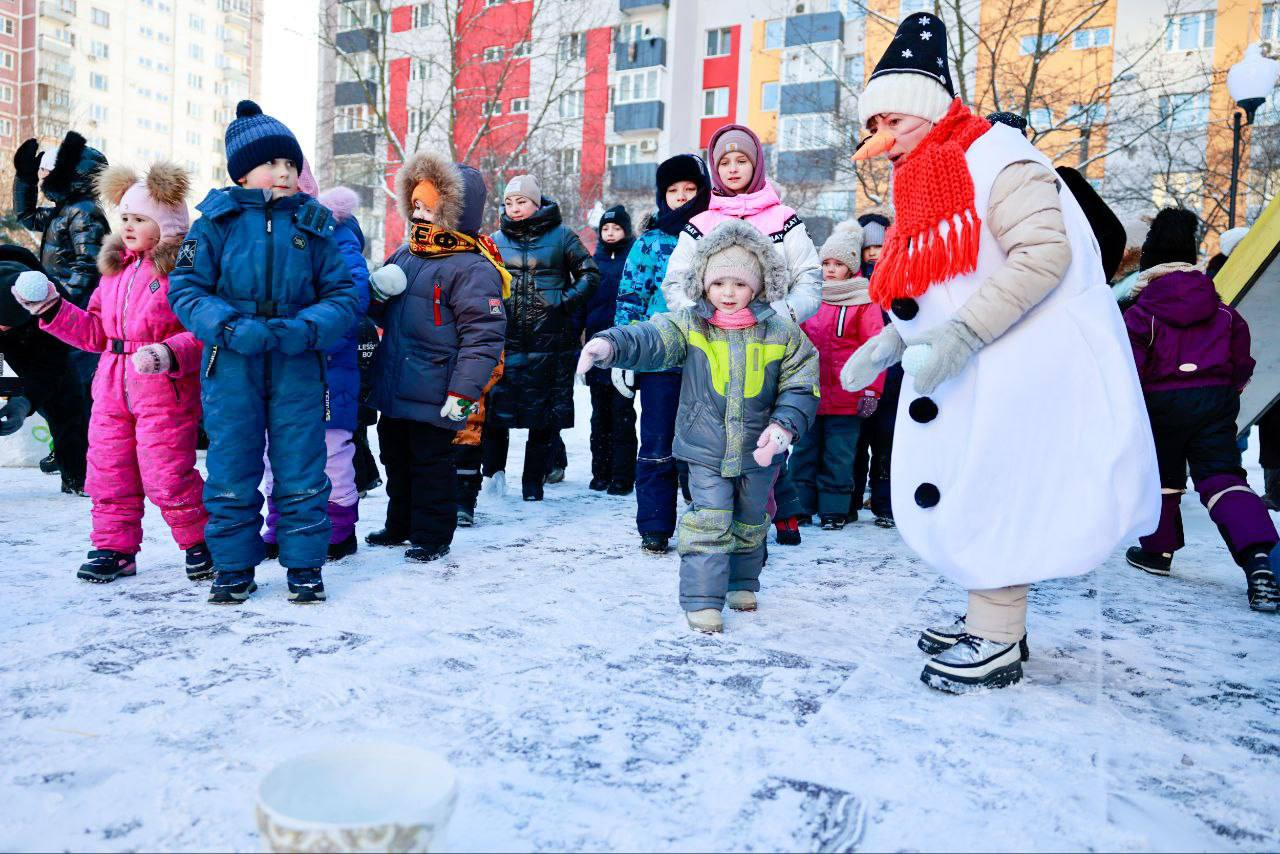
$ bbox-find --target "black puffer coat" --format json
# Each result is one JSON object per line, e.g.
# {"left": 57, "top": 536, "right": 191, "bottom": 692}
{"left": 489, "top": 198, "right": 598, "bottom": 429}
{"left": 12, "top": 132, "right": 110, "bottom": 308}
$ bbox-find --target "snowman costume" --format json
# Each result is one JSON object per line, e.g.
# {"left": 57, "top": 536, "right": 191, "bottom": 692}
{"left": 844, "top": 14, "right": 1160, "bottom": 692}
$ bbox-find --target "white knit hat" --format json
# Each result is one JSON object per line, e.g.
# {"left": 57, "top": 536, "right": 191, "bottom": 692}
{"left": 703, "top": 243, "right": 763, "bottom": 295}
{"left": 820, "top": 221, "right": 864, "bottom": 271}
{"left": 1219, "top": 226, "right": 1249, "bottom": 258}
{"left": 858, "top": 13, "right": 956, "bottom": 128}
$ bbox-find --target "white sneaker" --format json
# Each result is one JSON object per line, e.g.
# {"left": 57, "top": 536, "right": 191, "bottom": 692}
{"left": 920, "top": 634, "right": 1023, "bottom": 693}
{"left": 484, "top": 471, "right": 506, "bottom": 498}
{"left": 686, "top": 608, "right": 723, "bottom": 633}
{"left": 726, "top": 590, "right": 757, "bottom": 611}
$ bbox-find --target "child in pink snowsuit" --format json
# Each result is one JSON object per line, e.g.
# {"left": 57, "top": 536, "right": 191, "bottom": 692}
{"left": 13, "top": 162, "right": 210, "bottom": 583}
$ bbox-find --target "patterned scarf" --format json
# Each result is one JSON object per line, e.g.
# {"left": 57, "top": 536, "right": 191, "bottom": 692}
{"left": 409, "top": 222, "right": 512, "bottom": 299}
{"left": 822, "top": 275, "right": 871, "bottom": 307}
{"left": 869, "top": 99, "right": 993, "bottom": 309}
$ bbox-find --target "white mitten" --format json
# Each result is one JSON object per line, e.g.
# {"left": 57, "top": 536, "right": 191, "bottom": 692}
{"left": 12, "top": 271, "right": 59, "bottom": 315}
{"left": 576, "top": 338, "right": 613, "bottom": 375}
{"left": 839, "top": 324, "right": 904, "bottom": 392}
{"left": 131, "top": 344, "right": 173, "bottom": 375}
{"left": 370, "top": 264, "right": 408, "bottom": 301}
{"left": 752, "top": 423, "right": 793, "bottom": 467}
{"left": 440, "top": 393, "right": 477, "bottom": 422}
{"left": 911, "top": 319, "right": 983, "bottom": 395}
{"left": 611, "top": 368, "right": 635, "bottom": 399}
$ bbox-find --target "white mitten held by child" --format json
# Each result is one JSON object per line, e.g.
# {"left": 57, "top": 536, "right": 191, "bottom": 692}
{"left": 131, "top": 344, "right": 173, "bottom": 375}
{"left": 840, "top": 324, "right": 904, "bottom": 392}
{"left": 440, "top": 393, "right": 477, "bottom": 422}
{"left": 12, "top": 271, "right": 59, "bottom": 315}
{"left": 611, "top": 368, "right": 635, "bottom": 399}
{"left": 370, "top": 264, "right": 408, "bottom": 301}
{"left": 752, "top": 423, "right": 793, "bottom": 467}
{"left": 576, "top": 338, "right": 613, "bottom": 375}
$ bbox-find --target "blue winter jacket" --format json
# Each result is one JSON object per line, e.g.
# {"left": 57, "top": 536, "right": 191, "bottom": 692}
{"left": 584, "top": 236, "right": 634, "bottom": 385}
{"left": 614, "top": 229, "right": 676, "bottom": 326}
{"left": 324, "top": 214, "right": 370, "bottom": 431}
{"left": 169, "top": 188, "right": 358, "bottom": 358}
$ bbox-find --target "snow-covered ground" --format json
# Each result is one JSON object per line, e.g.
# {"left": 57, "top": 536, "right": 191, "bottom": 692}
{"left": 3, "top": 385, "right": 1279, "bottom": 852}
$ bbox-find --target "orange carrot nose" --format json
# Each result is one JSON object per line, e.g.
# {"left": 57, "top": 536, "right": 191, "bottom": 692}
{"left": 852, "top": 127, "right": 896, "bottom": 162}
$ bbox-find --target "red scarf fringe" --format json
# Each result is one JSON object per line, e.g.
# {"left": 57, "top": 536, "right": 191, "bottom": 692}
{"left": 869, "top": 100, "right": 994, "bottom": 309}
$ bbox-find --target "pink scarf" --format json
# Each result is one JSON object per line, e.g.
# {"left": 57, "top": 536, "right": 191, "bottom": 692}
{"left": 708, "top": 307, "right": 757, "bottom": 329}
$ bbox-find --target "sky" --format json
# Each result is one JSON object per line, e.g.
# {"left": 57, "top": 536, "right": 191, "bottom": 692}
{"left": 261, "top": 0, "right": 322, "bottom": 160}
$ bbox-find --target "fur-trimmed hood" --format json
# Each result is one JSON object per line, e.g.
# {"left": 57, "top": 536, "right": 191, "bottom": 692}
{"left": 395, "top": 152, "right": 487, "bottom": 235}
{"left": 680, "top": 219, "right": 788, "bottom": 306}
{"left": 97, "top": 233, "right": 183, "bottom": 277}
{"left": 41, "top": 131, "right": 108, "bottom": 204}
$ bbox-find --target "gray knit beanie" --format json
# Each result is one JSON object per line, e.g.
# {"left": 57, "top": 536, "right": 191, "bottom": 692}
{"left": 504, "top": 174, "right": 541, "bottom": 206}
{"left": 820, "top": 221, "right": 865, "bottom": 272}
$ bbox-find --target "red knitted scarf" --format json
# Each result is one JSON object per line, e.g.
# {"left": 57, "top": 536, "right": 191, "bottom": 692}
{"left": 869, "top": 100, "right": 994, "bottom": 308}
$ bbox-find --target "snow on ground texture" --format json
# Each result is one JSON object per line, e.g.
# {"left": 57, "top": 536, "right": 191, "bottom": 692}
{"left": 2, "top": 386, "right": 1279, "bottom": 852}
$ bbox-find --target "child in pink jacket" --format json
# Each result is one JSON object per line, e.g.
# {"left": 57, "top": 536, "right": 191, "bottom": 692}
{"left": 786, "top": 221, "right": 885, "bottom": 530}
{"left": 13, "top": 162, "right": 210, "bottom": 583}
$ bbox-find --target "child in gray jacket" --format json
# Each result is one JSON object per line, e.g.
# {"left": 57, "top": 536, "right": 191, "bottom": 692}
{"left": 578, "top": 219, "right": 819, "bottom": 633}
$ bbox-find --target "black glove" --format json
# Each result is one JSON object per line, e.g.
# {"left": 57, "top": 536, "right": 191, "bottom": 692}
{"left": 13, "top": 139, "right": 41, "bottom": 180}
{"left": 0, "top": 395, "right": 32, "bottom": 437}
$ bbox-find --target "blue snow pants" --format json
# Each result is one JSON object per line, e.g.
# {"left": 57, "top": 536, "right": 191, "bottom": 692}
{"left": 634, "top": 371, "right": 682, "bottom": 538}
{"left": 201, "top": 347, "right": 332, "bottom": 571}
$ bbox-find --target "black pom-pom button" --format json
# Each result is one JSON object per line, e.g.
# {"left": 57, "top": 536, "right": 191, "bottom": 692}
{"left": 909, "top": 397, "right": 938, "bottom": 423}
{"left": 914, "top": 483, "right": 940, "bottom": 508}
{"left": 891, "top": 297, "right": 919, "bottom": 320}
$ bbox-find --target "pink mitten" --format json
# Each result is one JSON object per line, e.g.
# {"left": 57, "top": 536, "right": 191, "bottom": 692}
{"left": 12, "top": 270, "right": 59, "bottom": 315}
{"left": 856, "top": 395, "right": 879, "bottom": 418}
{"left": 131, "top": 344, "right": 173, "bottom": 375}
{"left": 576, "top": 338, "right": 613, "bottom": 375}
{"left": 752, "top": 423, "right": 793, "bottom": 467}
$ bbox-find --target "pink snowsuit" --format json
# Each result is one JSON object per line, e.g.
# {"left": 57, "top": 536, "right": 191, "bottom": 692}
{"left": 801, "top": 300, "right": 887, "bottom": 414}
{"left": 41, "top": 234, "right": 208, "bottom": 553}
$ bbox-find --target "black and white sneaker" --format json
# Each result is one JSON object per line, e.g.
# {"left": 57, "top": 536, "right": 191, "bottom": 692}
{"left": 819, "top": 514, "right": 847, "bottom": 531}
{"left": 184, "top": 542, "right": 214, "bottom": 581}
{"left": 921, "top": 634, "right": 1024, "bottom": 693}
{"left": 406, "top": 543, "right": 450, "bottom": 563}
{"left": 40, "top": 451, "right": 60, "bottom": 474}
{"left": 208, "top": 569, "right": 257, "bottom": 604}
{"left": 1126, "top": 546, "right": 1172, "bottom": 576}
{"left": 77, "top": 550, "right": 137, "bottom": 583}
{"left": 457, "top": 509, "right": 475, "bottom": 528}
{"left": 874, "top": 514, "right": 896, "bottom": 529}
{"left": 544, "top": 467, "right": 566, "bottom": 485}
{"left": 640, "top": 534, "right": 669, "bottom": 554}
{"left": 286, "top": 568, "right": 326, "bottom": 604}
{"left": 918, "top": 615, "right": 1029, "bottom": 661}
{"left": 1245, "top": 552, "right": 1280, "bottom": 613}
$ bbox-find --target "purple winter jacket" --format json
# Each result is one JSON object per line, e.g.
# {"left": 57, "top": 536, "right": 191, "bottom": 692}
{"left": 1123, "top": 268, "right": 1254, "bottom": 393}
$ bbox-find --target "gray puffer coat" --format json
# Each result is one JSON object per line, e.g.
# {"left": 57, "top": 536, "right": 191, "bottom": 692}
{"left": 592, "top": 219, "right": 819, "bottom": 478}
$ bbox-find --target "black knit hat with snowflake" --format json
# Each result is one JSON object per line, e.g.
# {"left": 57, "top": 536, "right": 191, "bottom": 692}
{"left": 859, "top": 13, "right": 955, "bottom": 128}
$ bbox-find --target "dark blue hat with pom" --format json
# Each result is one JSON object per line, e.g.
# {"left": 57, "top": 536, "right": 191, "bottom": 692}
{"left": 224, "top": 100, "right": 304, "bottom": 182}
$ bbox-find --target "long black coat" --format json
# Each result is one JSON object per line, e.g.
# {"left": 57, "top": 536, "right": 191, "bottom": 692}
{"left": 489, "top": 198, "right": 598, "bottom": 430}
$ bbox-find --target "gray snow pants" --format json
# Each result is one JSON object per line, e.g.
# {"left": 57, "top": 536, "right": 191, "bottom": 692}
{"left": 677, "top": 462, "right": 776, "bottom": 611}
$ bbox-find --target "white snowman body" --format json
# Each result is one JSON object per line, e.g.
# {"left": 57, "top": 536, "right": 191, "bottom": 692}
{"left": 887, "top": 123, "right": 1160, "bottom": 590}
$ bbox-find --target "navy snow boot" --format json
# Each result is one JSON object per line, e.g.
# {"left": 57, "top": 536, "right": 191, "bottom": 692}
{"left": 286, "top": 568, "right": 326, "bottom": 603}
{"left": 208, "top": 569, "right": 257, "bottom": 605}
{"left": 77, "top": 550, "right": 137, "bottom": 583}
{"left": 185, "top": 542, "right": 215, "bottom": 581}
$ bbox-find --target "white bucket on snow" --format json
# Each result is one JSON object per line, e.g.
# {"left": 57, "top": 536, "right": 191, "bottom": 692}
{"left": 0, "top": 412, "right": 52, "bottom": 468}
{"left": 255, "top": 743, "right": 458, "bottom": 853}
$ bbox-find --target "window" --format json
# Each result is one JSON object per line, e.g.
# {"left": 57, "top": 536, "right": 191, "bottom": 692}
{"left": 840, "top": 0, "right": 868, "bottom": 19}
{"left": 782, "top": 42, "right": 840, "bottom": 83}
{"left": 510, "top": 97, "right": 529, "bottom": 113}
{"left": 409, "top": 59, "right": 430, "bottom": 81}
{"left": 483, "top": 45, "right": 504, "bottom": 63}
{"left": 334, "top": 103, "right": 370, "bottom": 133}
{"left": 481, "top": 99, "right": 502, "bottom": 116}
{"left": 188, "top": 72, "right": 203, "bottom": 89}
{"left": 706, "top": 27, "right": 732, "bottom": 58}
{"left": 187, "top": 102, "right": 202, "bottom": 119}
{"left": 764, "top": 19, "right": 784, "bottom": 51}
{"left": 559, "top": 32, "right": 586, "bottom": 61}
{"left": 1165, "top": 12, "right": 1214, "bottom": 51}
{"left": 1027, "top": 107, "right": 1053, "bottom": 129}
{"left": 1152, "top": 171, "right": 1204, "bottom": 208}
{"left": 186, "top": 130, "right": 202, "bottom": 146}
{"left": 1265, "top": 5, "right": 1280, "bottom": 43}
{"left": 138, "top": 56, "right": 154, "bottom": 69}
{"left": 1067, "top": 102, "right": 1106, "bottom": 125}
{"left": 815, "top": 190, "right": 854, "bottom": 220}
{"left": 90, "top": 104, "right": 107, "bottom": 122}
{"left": 0, "top": 84, "right": 12, "bottom": 103}
{"left": 614, "top": 68, "right": 659, "bottom": 104}
{"left": 337, "top": 52, "right": 374, "bottom": 83}
{"left": 1019, "top": 32, "right": 1059, "bottom": 56}
{"left": 85, "top": 39, "right": 107, "bottom": 59}
{"left": 607, "top": 142, "right": 640, "bottom": 167}
{"left": 557, "top": 148, "right": 581, "bottom": 174}
{"left": 0, "top": 49, "right": 13, "bottom": 71}
{"left": 0, "top": 17, "right": 14, "bottom": 36}
{"left": 90, "top": 72, "right": 108, "bottom": 90}
{"left": 92, "top": 7, "right": 109, "bottom": 26}
{"left": 412, "top": 3, "right": 433, "bottom": 28}
{"left": 1072, "top": 27, "right": 1111, "bottom": 49}
{"left": 512, "top": 41, "right": 530, "bottom": 58}
{"left": 485, "top": 0, "right": 503, "bottom": 6}
{"left": 1159, "top": 92, "right": 1209, "bottom": 130}
{"left": 558, "top": 89, "right": 584, "bottom": 118}
{"left": 0, "top": 118, "right": 12, "bottom": 139}
{"left": 779, "top": 113, "right": 835, "bottom": 150}
{"left": 900, "top": 0, "right": 931, "bottom": 13}
{"left": 407, "top": 108, "right": 426, "bottom": 135}
{"left": 844, "top": 55, "right": 863, "bottom": 85}
{"left": 189, "top": 44, "right": 204, "bottom": 60}
{"left": 703, "top": 86, "right": 730, "bottom": 117}
{"left": 189, "top": 13, "right": 204, "bottom": 32}
{"left": 761, "top": 81, "right": 780, "bottom": 112}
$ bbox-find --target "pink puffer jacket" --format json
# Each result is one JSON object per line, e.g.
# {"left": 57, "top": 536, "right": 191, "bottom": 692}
{"left": 801, "top": 300, "right": 886, "bottom": 415}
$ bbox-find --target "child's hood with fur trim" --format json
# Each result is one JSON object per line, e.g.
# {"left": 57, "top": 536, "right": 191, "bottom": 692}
{"left": 395, "top": 152, "right": 488, "bottom": 236}
{"left": 680, "top": 218, "right": 788, "bottom": 306}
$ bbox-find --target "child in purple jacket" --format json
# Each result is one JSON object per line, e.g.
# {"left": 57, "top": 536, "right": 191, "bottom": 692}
{"left": 1123, "top": 208, "right": 1280, "bottom": 611}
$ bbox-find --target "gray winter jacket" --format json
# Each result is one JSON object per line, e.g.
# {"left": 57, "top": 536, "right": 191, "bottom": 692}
{"left": 593, "top": 219, "right": 819, "bottom": 477}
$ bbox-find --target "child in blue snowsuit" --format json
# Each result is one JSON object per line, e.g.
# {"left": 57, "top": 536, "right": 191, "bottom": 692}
{"left": 169, "top": 101, "right": 358, "bottom": 605}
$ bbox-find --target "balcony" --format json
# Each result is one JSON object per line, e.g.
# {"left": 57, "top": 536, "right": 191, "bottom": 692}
{"left": 779, "top": 80, "right": 839, "bottom": 115}
{"left": 336, "top": 28, "right": 378, "bottom": 55}
{"left": 223, "top": 36, "right": 249, "bottom": 57}
{"left": 614, "top": 37, "right": 665, "bottom": 71}
{"left": 333, "top": 131, "right": 377, "bottom": 157}
{"left": 785, "top": 12, "right": 844, "bottom": 46}
{"left": 614, "top": 101, "right": 663, "bottom": 133}
{"left": 335, "top": 80, "right": 377, "bottom": 107}
{"left": 610, "top": 162, "right": 658, "bottom": 191}
{"left": 38, "top": 1, "right": 73, "bottom": 25}
{"left": 620, "top": 0, "right": 668, "bottom": 11}
{"left": 775, "top": 149, "right": 837, "bottom": 184}
{"left": 219, "top": 0, "right": 252, "bottom": 25}
{"left": 37, "top": 33, "right": 73, "bottom": 58}
{"left": 37, "top": 62, "right": 73, "bottom": 85}
{"left": 221, "top": 64, "right": 248, "bottom": 85}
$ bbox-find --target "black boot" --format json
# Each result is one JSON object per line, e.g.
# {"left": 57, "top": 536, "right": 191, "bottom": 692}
{"left": 457, "top": 508, "right": 475, "bottom": 527}
{"left": 60, "top": 476, "right": 86, "bottom": 497}
{"left": 208, "top": 568, "right": 257, "bottom": 604}
{"left": 1245, "top": 551, "right": 1280, "bottom": 613}
{"left": 1264, "top": 469, "right": 1280, "bottom": 512}
{"left": 607, "top": 480, "right": 634, "bottom": 496}
{"left": 40, "top": 451, "right": 59, "bottom": 474}
{"left": 77, "top": 550, "right": 137, "bottom": 583}
{"left": 327, "top": 533, "right": 358, "bottom": 561}
{"left": 406, "top": 543, "right": 450, "bottom": 562}
{"left": 286, "top": 568, "right": 326, "bottom": 604}
{"left": 184, "top": 542, "right": 214, "bottom": 581}
{"left": 1126, "top": 546, "right": 1172, "bottom": 577}
{"left": 640, "top": 533, "right": 669, "bottom": 554}
{"left": 589, "top": 477, "right": 610, "bottom": 492}
{"left": 366, "top": 528, "right": 409, "bottom": 547}
{"left": 264, "top": 542, "right": 280, "bottom": 561}
{"left": 819, "top": 514, "right": 847, "bottom": 531}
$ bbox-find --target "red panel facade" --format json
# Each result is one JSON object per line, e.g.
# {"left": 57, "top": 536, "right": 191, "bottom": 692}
{"left": 384, "top": 56, "right": 411, "bottom": 251}
{"left": 698, "top": 24, "right": 740, "bottom": 149}
{"left": 579, "top": 26, "right": 611, "bottom": 214}
{"left": 452, "top": 0, "right": 532, "bottom": 178}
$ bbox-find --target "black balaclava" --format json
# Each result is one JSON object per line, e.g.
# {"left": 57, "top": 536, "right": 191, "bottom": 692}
{"left": 654, "top": 154, "right": 711, "bottom": 237}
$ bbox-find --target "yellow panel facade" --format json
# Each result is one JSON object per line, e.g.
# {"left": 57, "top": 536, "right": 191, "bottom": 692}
{"left": 745, "top": 20, "right": 782, "bottom": 145}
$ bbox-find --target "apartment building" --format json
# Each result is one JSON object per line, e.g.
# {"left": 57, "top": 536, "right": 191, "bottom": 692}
{"left": 318, "top": 0, "right": 1280, "bottom": 257}
{"left": 9, "top": 0, "right": 264, "bottom": 200}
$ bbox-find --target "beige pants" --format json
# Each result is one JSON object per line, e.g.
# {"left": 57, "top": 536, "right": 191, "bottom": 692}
{"left": 967, "top": 585, "right": 1029, "bottom": 644}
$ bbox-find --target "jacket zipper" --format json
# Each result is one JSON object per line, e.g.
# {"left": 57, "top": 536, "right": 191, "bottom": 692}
{"left": 264, "top": 200, "right": 275, "bottom": 390}
{"left": 835, "top": 306, "right": 848, "bottom": 338}
{"left": 120, "top": 258, "right": 144, "bottom": 413}
{"left": 433, "top": 282, "right": 442, "bottom": 326}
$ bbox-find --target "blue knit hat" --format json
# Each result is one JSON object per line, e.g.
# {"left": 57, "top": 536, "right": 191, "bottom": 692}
{"left": 225, "top": 100, "right": 304, "bottom": 182}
